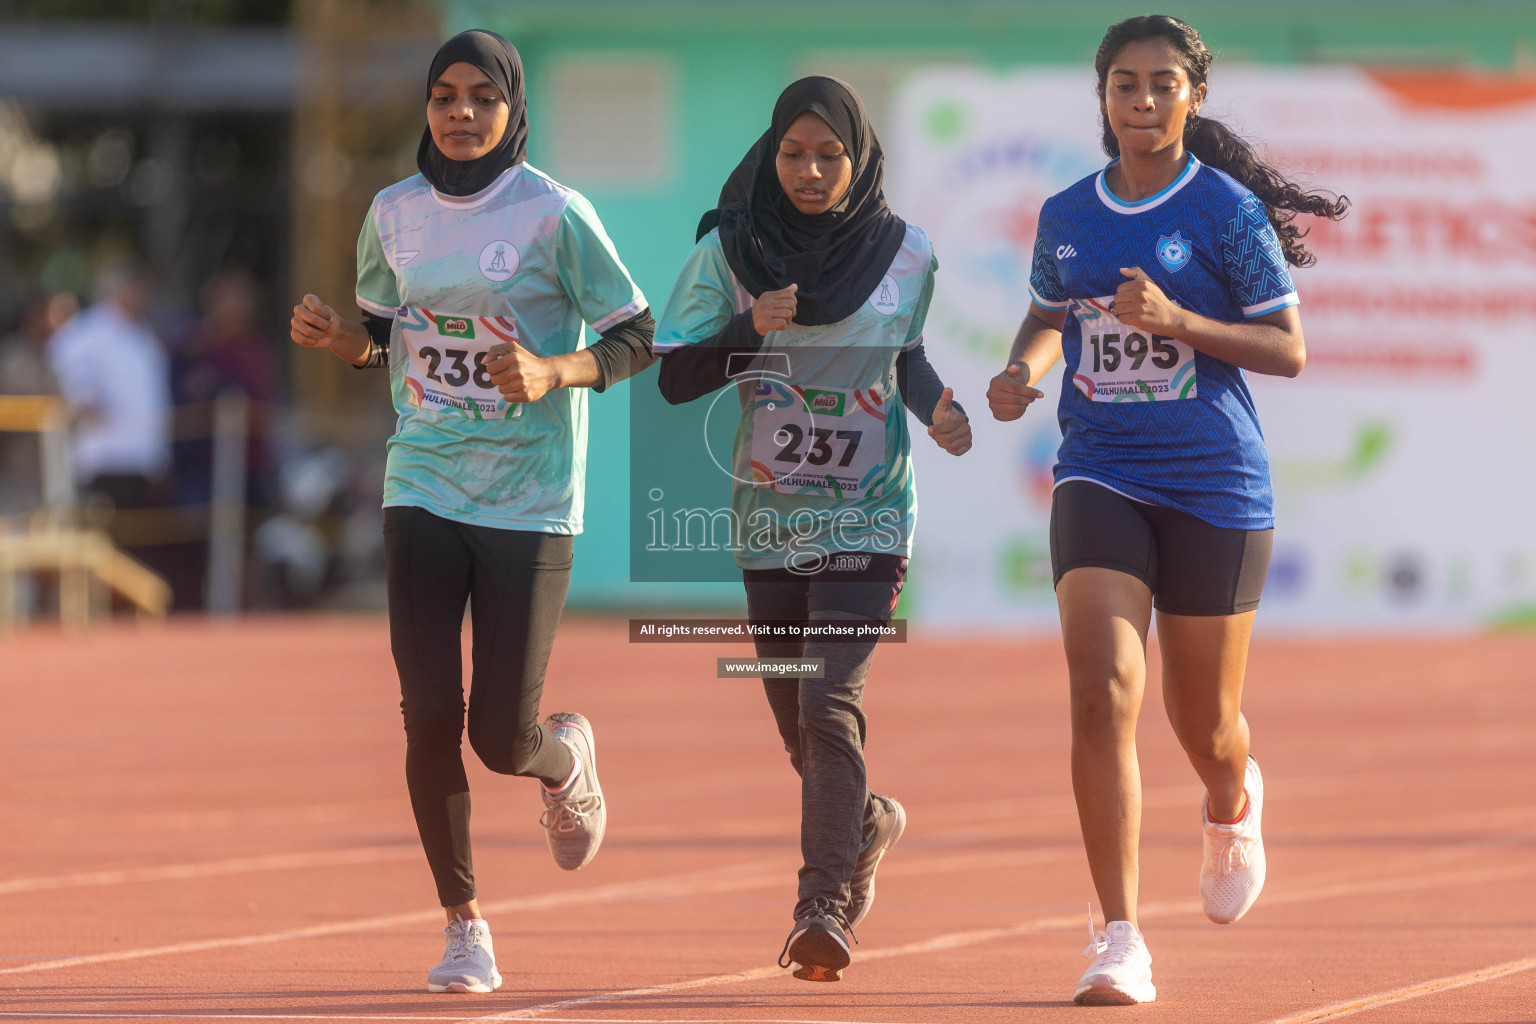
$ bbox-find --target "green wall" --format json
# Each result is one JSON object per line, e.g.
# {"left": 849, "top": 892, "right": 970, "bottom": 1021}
{"left": 444, "top": 0, "right": 1536, "bottom": 609}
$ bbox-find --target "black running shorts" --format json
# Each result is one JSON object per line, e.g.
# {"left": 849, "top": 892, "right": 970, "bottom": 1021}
{"left": 1049, "top": 479, "right": 1272, "bottom": 617}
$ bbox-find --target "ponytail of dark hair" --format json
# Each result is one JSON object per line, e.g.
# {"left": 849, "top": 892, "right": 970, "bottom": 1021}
{"left": 1095, "top": 15, "right": 1348, "bottom": 268}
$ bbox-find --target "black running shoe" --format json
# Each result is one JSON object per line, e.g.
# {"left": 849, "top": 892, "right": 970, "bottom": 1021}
{"left": 846, "top": 795, "right": 907, "bottom": 928}
{"left": 778, "top": 901, "right": 854, "bottom": 982}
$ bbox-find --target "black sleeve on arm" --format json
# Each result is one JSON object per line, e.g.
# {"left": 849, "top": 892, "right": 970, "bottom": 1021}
{"left": 586, "top": 308, "right": 656, "bottom": 393}
{"left": 896, "top": 339, "right": 964, "bottom": 426}
{"left": 657, "top": 311, "right": 764, "bottom": 405}
{"left": 354, "top": 313, "right": 393, "bottom": 369}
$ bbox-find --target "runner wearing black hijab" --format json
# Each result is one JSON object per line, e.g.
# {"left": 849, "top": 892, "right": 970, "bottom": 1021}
{"left": 655, "top": 76, "right": 971, "bottom": 982}
{"left": 289, "top": 29, "right": 654, "bottom": 993}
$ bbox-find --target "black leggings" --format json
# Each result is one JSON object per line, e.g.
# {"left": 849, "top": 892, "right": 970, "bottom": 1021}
{"left": 383, "top": 504, "right": 576, "bottom": 907}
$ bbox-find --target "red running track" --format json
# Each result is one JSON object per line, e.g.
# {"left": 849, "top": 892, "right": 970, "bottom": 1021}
{"left": 1, "top": 618, "right": 1534, "bottom": 1023}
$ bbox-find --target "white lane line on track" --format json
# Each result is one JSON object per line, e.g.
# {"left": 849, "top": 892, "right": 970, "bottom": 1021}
{"left": 0, "top": 860, "right": 781, "bottom": 977}
{"left": 8, "top": 768, "right": 1526, "bottom": 897}
{"left": 0, "top": 1017, "right": 933, "bottom": 1024}
{"left": 6, "top": 830, "right": 1533, "bottom": 990}
{"left": 0, "top": 845, "right": 1083, "bottom": 978}
{"left": 0, "top": 846, "right": 1075, "bottom": 979}
{"left": 1260, "top": 954, "right": 1536, "bottom": 1023}
{"left": 0, "top": 847, "right": 421, "bottom": 896}
{"left": 4, "top": 848, "right": 1531, "bottom": 987}
{"left": 473, "top": 860, "right": 1536, "bottom": 1023}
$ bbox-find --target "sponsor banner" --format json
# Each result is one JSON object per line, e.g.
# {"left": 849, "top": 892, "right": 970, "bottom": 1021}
{"left": 889, "top": 68, "right": 1536, "bottom": 630}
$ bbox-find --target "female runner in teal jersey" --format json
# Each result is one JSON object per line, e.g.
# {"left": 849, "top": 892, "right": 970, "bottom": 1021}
{"left": 987, "top": 15, "right": 1347, "bottom": 1005}
{"left": 654, "top": 76, "right": 971, "bottom": 983}
{"left": 288, "top": 30, "right": 654, "bottom": 994}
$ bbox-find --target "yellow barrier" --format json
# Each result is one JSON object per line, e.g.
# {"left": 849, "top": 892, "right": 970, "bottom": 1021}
{"left": 0, "top": 395, "right": 64, "bottom": 433}
{"left": 0, "top": 526, "right": 172, "bottom": 632}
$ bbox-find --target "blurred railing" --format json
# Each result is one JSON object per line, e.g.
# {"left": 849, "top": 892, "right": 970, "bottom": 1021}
{"left": 0, "top": 393, "right": 252, "bottom": 631}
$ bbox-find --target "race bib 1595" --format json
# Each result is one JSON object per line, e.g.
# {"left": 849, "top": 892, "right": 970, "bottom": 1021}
{"left": 1069, "top": 295, "right": 1197, "bottom": 403}
{"left": 397, "top": 306, "right": 522, "bottom": 419}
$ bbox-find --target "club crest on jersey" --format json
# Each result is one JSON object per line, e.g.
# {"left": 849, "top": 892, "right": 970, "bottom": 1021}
{"left": 1156, "top": 232, "right": 1191, "bottom": 273}
{"left": 479, "top": 239, "right": 519, "bottom": 282}
{"left": 869, "top": 275, "right": 900, "bottom": 315}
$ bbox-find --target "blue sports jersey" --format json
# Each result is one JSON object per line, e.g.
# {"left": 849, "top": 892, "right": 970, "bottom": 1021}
{"left": 1028, "top": 156, "right": 1297, "bottom": 530}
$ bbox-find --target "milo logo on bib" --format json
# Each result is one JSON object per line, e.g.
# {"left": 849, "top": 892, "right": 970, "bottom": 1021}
{"left": 802, "top": 389, "right": 845, "bottom": 416}
{"left": 435, "top": 314, "right": 475, "bottom": 339}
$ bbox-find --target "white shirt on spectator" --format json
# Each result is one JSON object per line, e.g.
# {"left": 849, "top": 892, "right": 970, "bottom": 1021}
{"left": 47, "top": 301, "right": 171, "bottom": 482}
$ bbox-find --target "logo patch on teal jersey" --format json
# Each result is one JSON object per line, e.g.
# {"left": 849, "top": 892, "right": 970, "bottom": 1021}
{"left": 479, "top": 239, "right": 518, "bottom": 282}
{"left": 868, "top": 275, "right": 900, "bottom": 315}
{"left": 435, "top": 315, "right": 475, "bottom": 339}
{"left": 1156, "top": 232, "right": 1191, "bottom": 273}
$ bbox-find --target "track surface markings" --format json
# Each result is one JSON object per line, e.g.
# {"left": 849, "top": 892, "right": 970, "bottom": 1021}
{"left": 0, "top": 1017, "right": 936, "bottom": 1024}
{"left": 1262, "top": 954, "right": 1536, "bottom": 1023}
{"left": 475, "top": 860, "right": 1536, "bottom": 1022}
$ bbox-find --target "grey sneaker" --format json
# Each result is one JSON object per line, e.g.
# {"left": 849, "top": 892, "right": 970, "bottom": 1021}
{"left": 846, "top": 795, "right": 907, "bottom": 928}
{"left": 427, "top": 917, "right": 502, "bottom": 993}
{"left": 539, "top": 712, "right": 606, "bottom": 870}
{"left": 778, "top": 900, "right": 854, "bottom": 982}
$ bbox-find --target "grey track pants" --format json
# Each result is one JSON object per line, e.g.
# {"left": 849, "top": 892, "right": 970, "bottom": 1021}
{"left": 743, "top": 553, "right": 907, "bottom": 917}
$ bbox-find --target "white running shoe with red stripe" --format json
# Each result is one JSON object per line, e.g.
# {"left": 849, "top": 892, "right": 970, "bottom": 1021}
{"left": 1200, "top": 754, "right": 1267, "bottom": 924}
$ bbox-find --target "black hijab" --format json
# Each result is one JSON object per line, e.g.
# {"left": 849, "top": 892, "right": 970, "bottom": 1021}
{"left": 416, "top": 29, "right": 528, "bottom": 197}
{"left": 700, "top": 76, "right": 907, "bottom": 327}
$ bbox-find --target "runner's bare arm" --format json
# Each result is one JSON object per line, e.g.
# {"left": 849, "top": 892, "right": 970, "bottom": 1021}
{"left": 1114, "top": 267, "right": 1305, "bottom": 377}
{"left": 988, "top": 302, "right": 1062, "bottom": 421}
{"left": 290, "top": 294, "right": 372, "bottom": 366}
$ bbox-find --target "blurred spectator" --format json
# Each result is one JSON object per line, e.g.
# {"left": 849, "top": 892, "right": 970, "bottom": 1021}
{"left": 0, "top": 291, "right": 59, "bottom": 397}
{"left": 0, "top": 289, "right": 63, "bottom": 513}
{"left": 173, "top": 269, "right": 278, "bottom": 507}
{"left": 46, "top": 263, "right": 171, "bottom": 517}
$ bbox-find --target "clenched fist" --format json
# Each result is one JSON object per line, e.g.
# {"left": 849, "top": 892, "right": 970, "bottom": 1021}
{"left": 987, "top": 363, "right": 1045, "bottom": 421}
{"left": 752, "top": 283, "right": 798, "bottom": 336}
{"left": 1113, "top": 267, "right": 1185, "bottom": 336}
{"left": 927, "top": 387, "right": 972, "bottom": 456}
{"left": 290, "top": 294, "right": 341, "bottom": 349}
{"left": 486, "top": 339, "right": 559, "bottom": 403}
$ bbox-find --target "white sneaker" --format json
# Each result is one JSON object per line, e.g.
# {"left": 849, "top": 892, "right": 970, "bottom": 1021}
{"left": 539, "top": 712, "right": 606, "bottom": 870}
{"left": 1074, "top": 920, "right": 1155, "bottom": 1005}
{"left": 1200, "top": 754, "right": 1267, "bottom": 924}
{"left": 427, "top": 917, "right": 502, "bottom": 993}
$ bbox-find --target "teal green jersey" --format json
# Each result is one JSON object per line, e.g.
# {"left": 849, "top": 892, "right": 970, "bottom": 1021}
{"left": 356, "top": 164, "right": 645, "bottom": 533}
{"left": 654, "top": 225, "right": 936, "bottom": 569}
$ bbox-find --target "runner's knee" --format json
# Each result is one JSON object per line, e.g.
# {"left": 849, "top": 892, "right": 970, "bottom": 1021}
{"left": 467, "top": 716, "right": 545, "bottom": 776}
{"left": 401, "top": 699, "right": 465, "bottom": 751}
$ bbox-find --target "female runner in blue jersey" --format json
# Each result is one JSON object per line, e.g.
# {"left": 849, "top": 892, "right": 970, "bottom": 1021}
{"left": 654, "top": 76, "right": 971, "bottom": 983}
{"left": 986, "top": 15, "right": 1347, "bottom": 1005}
{"left": 289, "top": 30, "right": 654, "bottom": 994}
